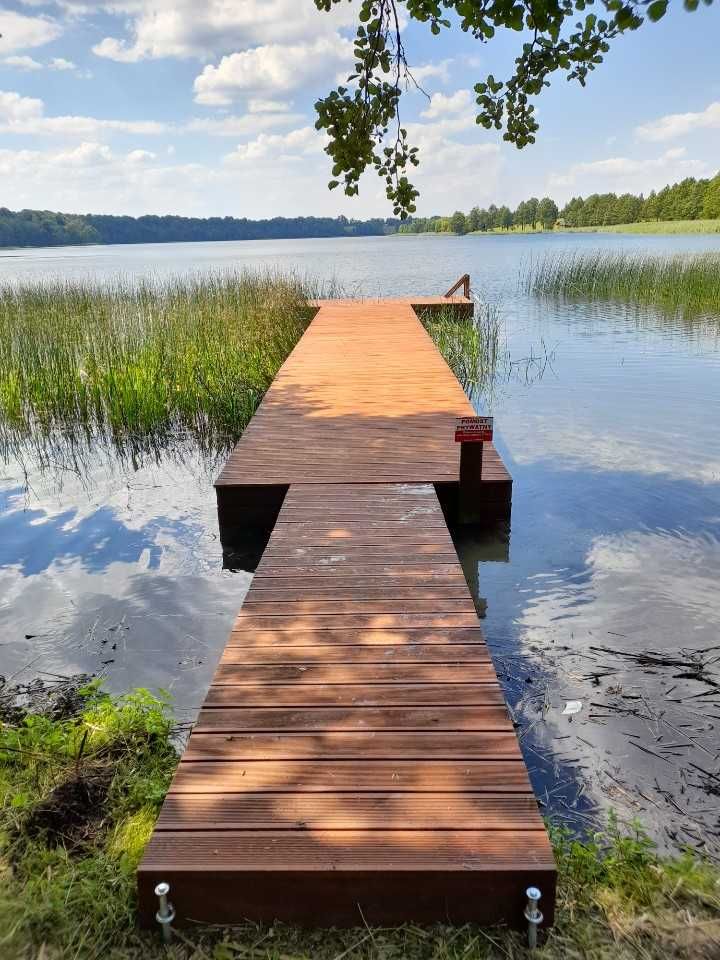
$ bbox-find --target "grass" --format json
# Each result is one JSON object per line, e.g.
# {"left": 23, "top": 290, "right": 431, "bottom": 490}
{"left": 560, "top": 218, "right": 720, "bottom": 235}
{"left": 2, "top": 680, "right": 719, "bottom": 960}
{"left": 0, "top": 278, "right": 502, "bottom": 469}
{"left": 421, "top": 301, "right": 501, "bottom": 394}
{"left": 0, "top": 273, "right": 314, "bottom": 463}
{"left": 0, "top": 276, "right": 501, "bottom": 470}
{"left": 411, "top": 219, "right": 720, "bottom": 236}
{"left": 0, "top": 678, "right": 178, "bottom": 958}
{"left": 526, "top": 250, "right": 720, "bottom": 320}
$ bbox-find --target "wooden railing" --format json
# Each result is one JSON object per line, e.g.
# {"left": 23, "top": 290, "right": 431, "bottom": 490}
{"left": 444, "top": 273, "right": 471, "bottom": 298}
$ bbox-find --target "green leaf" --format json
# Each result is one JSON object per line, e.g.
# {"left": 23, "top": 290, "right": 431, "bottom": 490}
{"left": 647, "top": 0, "right": 669, "bottom": 20}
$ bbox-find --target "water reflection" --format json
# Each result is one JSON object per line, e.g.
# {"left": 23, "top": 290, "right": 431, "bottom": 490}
{"left": 473, "top": 458, "right": 720, "bottom": 856}
{"left": 1, "top": 233, "right": 719, "bottom": 857}
{"left": 0, "top": 447, "right": 246, "bottom": 721}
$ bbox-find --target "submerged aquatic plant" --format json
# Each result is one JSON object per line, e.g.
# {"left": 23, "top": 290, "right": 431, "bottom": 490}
{"left": 0, "top": 272, "right": 314, "bottom": 462}
{"left": 526, "top": 250, "right": 720, "bottom": 321}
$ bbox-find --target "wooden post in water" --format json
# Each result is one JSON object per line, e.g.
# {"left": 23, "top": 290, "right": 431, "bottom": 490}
{"left": 456, "top": 415, "right": 494, "bottom": 524}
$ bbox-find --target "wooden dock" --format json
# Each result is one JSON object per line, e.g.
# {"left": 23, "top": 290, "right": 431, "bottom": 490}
{"left": 137, "top": 293, "right": 555, "bottom": 929}
{"left": 215, "top": 297, "right": 511, "bottom": 561}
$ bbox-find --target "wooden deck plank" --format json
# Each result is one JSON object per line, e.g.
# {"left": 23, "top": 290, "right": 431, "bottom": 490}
{"left": 154, "top": 793, "right": 542, "bottom": 831}
{"left": 141, "top": 829, "right": 553, "bottom": 868}
{"left": 238, "top": 600, "right": 477, "bottom": 616}
{"left": 194, "top": 706, "right": 513, "bottom": 732}
{"left": 245, "top": 588, "right": 472, "bottom": 600}
{"left": 138, "top": 297, "right": 548, "bottom": 931}
{"left": 212, "top": 663, "right": 499, "bottom": 685}
{"left": 253, "top": 565, "right": 466, "bottom": 577}
{"left": 203, "top": 683, "right": 506, "bottom": 708}
{"left": 182, "top": 732, "right": 523, "bottom": 761}
{"left": 229, "top": 613, "right": 482, "bottom": 630}
{"left": 214, "top": 301, "right": 510, "bottom": 488}
{"left": 219, "top": 644, "right": 492, "bottom": 664}
{"left": 167, "top": 760, "right": 534, "bottom": 793}
{"left": 226, "top": 627, "right": 488, "bottom": 646}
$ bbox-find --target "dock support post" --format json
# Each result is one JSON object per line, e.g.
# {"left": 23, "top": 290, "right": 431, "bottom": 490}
{"left": 458, "top": 441, "right": 485, "bottom": 524}
{"left": 524, "top": 886, "right": 543, "bottom": 950}
{"left": 154, "top": 882, "right": 175, "bottom": 943}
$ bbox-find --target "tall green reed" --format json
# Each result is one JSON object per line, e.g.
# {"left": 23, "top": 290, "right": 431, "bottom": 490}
{"left": 421, "top": 300, "right": 501, "bottom": 395}
{"left": 526, "top": 250, "right": 720, "bottom": 320}
{"left": 0, "top": 272, "right": 314, "bottom": 461}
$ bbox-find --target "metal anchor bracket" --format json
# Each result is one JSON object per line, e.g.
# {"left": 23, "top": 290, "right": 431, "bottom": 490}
{"left": 524, "top": 886, "right": 544, "bottom": 950}
{"left": 155, "top": 881, "right": 176, "bottom": 943}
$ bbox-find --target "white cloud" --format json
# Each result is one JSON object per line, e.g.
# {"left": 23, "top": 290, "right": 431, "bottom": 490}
{"left": 1, "top": 54, "right": 79, "bottom": 73}
{"left": 0, "top": 88, "right": 303, "bottom": 139}
{"left": 508, "top": 416, "right": 720, "bottom": 486}
{"left": 55, "top": 140, "right": 113, "bottom": 166}
{"left": 635, "top": 100, "right": 720, "bottom": 142}
{"left": 408, "top": 59, "right": 453, "bottom": 87}
{"left": 90, "top": 0, "right": 355, "bottom": 63}
{"left": 193, "top": 36, "right": 352, "bottom": 106}
{"left": 50, "top": 57, "right": 77, "bottom": 71}
{"left": 0, "top": 138, "right": 345, "bottom": 218}
{"left": 403, "top": 106, "right": 503, "bottom": 210}
{"left": 127, "top": 148, "right": 157, "bottom": 163}
{"left": 185, "top": 112, "right": 304, "bottom": 137}
{"left": 421, "top": 89, "right": 472, "bottom": 121}
{"left": 0, "top": 140, "right": 212, "bottom": 214}
{"left": 0, "top": 10, "right": 61, "bottom": 53}
{"left": 0, "top": 90, "right": 44, "bottom": 123}
{"left": 548, "top": 147, "right": 709, "bottom": 195}
{"left": 223, "top": 126, "right": 324, "bottom": 165}
{"left": 248, "top": 99, "right": 292, "bottom": 114}
{"left": 0, "top": 90, "right": 169, "bottom": 136}
{"left": 2, "top": 55, "right": 44, "bottom": 71}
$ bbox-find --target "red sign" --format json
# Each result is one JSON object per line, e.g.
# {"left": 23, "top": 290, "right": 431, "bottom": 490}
{"left": 455, "top": 415, "right": 493, "bottom": 443}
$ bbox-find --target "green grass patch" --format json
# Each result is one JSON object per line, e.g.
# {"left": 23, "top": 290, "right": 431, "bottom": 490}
{"left": 0, "top": 273, "right": 314, "bottom": 461}
{"left": 560, "top": 218, "right": 720, "bottom": 235}
{"left": 2, "top": 680, "right": 718, "bottom": 959}
{"left": 526, "top": 250, "right": 720, "bottom": 321}
{"left": 0, "top": 678, "right": 178, "bottom": 957}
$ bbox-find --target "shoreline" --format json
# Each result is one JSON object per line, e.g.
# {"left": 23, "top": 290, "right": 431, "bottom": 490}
{"left": 399, "top": 218, "right": 720, "bottom": 238}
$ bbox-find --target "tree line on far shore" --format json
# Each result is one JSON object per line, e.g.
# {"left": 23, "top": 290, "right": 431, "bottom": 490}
{"left": 2, "top": 171, "right": 720, "bottom": 249}
{"left": 399, "top": 172, "right": 720, "bottom": 234}
{"left": 0, "top": 210, "right": 401, "bottom": 249}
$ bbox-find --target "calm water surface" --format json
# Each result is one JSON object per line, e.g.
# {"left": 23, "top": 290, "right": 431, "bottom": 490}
{"left": 2, "top": 234, "right": 719, "bottom": 854}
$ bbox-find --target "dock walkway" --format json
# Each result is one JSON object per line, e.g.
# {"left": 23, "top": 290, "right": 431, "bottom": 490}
{"left": 138, "top": 295, "right": 555, "bottom": 928}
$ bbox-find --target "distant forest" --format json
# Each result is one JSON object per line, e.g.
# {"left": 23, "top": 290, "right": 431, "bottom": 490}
{"left": 0, "top": 210, "right": 400, "bottom": 249}
{"left": 3, "top": 171, "right": 720, "bottom": 248}
{"left": 400, "top": 171, "right": 720, "bottom": 234}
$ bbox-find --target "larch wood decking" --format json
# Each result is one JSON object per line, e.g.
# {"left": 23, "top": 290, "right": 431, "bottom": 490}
{"left": 215, "top": 299, "right": 510, "bottom": 486}
{"left": 137, "top": 297, "right": 553, "bottom": 929}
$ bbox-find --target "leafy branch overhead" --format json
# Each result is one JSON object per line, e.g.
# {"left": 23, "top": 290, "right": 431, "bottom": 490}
{"left": 313, "top": 0, "right": 711, "bottom": 217}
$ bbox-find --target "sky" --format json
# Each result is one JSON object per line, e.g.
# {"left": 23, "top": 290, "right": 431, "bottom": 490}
{"left": 0, "top": 0, "right": 719, "bottom": 219}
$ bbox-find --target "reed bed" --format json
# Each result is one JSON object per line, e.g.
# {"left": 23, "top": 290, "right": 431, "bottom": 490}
{"left": 527, "top": 250, "right": 720, "bottom": 320}
{"left": 0, "top": 273, "right": 314, "bottom": 459}
{"left": 421, "top": 300, "right": 501, "bottom": 394}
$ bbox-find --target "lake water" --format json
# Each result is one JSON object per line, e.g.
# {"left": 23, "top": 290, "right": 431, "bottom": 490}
{"left": 2, "top": 233, "right": 719, "bottom": 855}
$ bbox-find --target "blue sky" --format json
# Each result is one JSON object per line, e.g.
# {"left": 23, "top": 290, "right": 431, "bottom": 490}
{"left": 1, "top": 1, "right": 719, "bottom": 218}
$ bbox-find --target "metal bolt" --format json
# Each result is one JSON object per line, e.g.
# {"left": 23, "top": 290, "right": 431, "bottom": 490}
{"left": 524, "top": 886, "right": 543, "bottom": 950}
{"left": 155, "top": 881, "right": 176, "bottom": 943}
